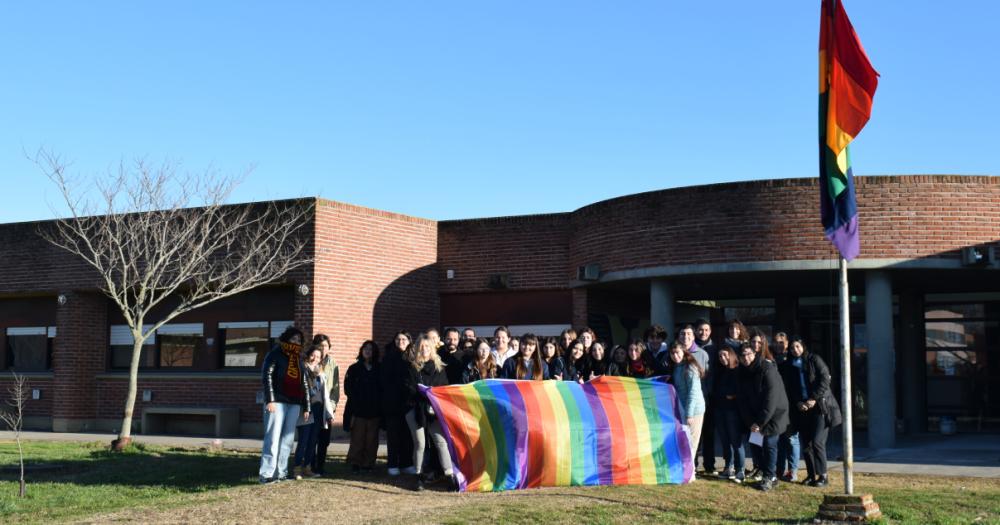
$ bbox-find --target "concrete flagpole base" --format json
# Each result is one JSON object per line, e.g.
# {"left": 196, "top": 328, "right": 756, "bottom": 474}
{"left": 815, "top": 493, "right": 883, "bottom": 523}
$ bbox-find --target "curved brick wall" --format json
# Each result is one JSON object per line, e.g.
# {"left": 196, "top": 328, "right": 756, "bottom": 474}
{"left": 568, "top": 176, "right": 1000, "bottom": 278}
{"left": 440, "top": 176, "right": 1000, "bottom": 292}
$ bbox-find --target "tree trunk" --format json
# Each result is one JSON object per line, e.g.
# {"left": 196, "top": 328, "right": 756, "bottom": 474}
{"left": 115, "top": 334, "right": 145, "bottom": 450}
{"left": 16, "top": 436, "right": 25, "bottom": 497}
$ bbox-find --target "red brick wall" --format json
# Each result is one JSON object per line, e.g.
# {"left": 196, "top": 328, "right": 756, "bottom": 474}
{"left": 437, "top": 213, "right": 570, "bottom": 293}
{"left": 95, "top": 378, "right": 261, "bottom": 422}
{"left": 0, "top": 376, "right": 53, "bottom": 418}
{"left": 568, "top": 176, "right": 1000, "bottom": 276}
{"left": 0, "top": 221, "right": 102, "bottom": 294}
{"left": 52, "top": 291, "right": 107, "bottom": 422}
{"left": 310, "top": 199, "right": 439, "bottom": 397}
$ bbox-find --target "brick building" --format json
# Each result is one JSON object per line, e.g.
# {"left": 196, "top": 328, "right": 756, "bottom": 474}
{"left": 2, "top": 175, "right": 998, "bottom": 446}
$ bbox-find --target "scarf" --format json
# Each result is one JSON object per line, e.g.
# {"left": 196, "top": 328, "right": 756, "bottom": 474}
{"left": 629, "top": 358, "right": 648, "bottom": 377}
{"left": 280, "top": 341, "right": 304, "bottom": 398}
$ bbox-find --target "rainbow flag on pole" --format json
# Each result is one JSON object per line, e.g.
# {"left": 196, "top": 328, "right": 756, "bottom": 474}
{"left": 819, "top": 0, "right": 878, "bottom": 261}
{"left": 421, "top": 376, "right": 694, "bottom": 492}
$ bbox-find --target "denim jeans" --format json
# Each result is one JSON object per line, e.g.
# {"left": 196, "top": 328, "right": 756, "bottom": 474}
{"left": 714, "top": 407, "right": 746, "bottom": 478}
{"left": 777, "top": 431, "right": 800, "bottom": 475}
{"left": 259, "top": 402, "right": 301, "bottom": 479}
{"left": 750, "top": 433, "right": 780, "bottom": 481}
{"left": 294, "top": 402, "right": 323, "bottom": 468}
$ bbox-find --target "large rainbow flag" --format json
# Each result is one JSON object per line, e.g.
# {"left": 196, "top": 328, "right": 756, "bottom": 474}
{"left": 421, "top": 376, "right": 694, "bottom": 492}
{"left": 819, "top": 0, "right": 878, "bottom": 261}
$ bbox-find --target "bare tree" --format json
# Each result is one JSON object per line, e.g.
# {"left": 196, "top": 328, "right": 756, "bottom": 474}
{"left": 0, "top": 372, "right": 29, "bottom": 497}
{"left": 35, "top": 151, "right": 314, "bottom": 449}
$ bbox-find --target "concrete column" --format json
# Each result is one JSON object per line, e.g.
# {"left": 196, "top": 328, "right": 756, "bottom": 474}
{"left": 650, "top": 279, "right": 675, "bottom": 336}
{"left": 865, "top": 271, "right": 896, "bottom": 449}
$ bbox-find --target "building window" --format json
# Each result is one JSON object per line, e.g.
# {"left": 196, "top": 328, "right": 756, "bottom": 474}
{"left": 924, "top": 301, "right": 999, "bottom": 433}
{"left": 109, "top": 324, "right": 203, "bottom": 370}
{"left": 6, "top": 326, "right": 55, "bottom": 372}
{"left": 219, "top": 321, "right": 293, "bottom": 368}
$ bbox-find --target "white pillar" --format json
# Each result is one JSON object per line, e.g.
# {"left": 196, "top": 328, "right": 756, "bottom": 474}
{"left": 865, "top": 270, "right": 896, "bottom": 449}
{"left": 650, "top": 279, "right": 675, "bottom": 336}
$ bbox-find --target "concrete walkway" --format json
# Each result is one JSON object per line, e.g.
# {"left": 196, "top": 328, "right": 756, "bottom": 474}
{"left": 3, "top": 430, "right": 998, "bottom": 478}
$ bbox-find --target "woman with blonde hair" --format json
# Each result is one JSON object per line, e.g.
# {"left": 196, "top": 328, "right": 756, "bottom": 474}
{"left": 404, "top": 333, "right": 455, "bottom": 491}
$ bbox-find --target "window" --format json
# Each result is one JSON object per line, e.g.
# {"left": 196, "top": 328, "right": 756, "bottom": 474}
{"left": 219, "top": 321, "right": 293, "bottom": 368}
{"left": 109, "top": 324, "right": 203, "bottom": 369}
{"left": 109, "top": 325, "right": 156, "bottom": 369}
{"left": 157, "top": 324, "right": 202, "bottom": 368}
{"left": 6, "top": 326, "right": 54, "bottom": 372}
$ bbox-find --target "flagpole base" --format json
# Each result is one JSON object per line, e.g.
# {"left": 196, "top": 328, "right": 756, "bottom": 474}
{"left": 815, "top": 494, "right": 882, "bottom": 523}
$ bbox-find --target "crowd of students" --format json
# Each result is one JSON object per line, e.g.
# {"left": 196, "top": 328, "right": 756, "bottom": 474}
{"left": 257, "top": 320, "right": 842, "bottom": 493}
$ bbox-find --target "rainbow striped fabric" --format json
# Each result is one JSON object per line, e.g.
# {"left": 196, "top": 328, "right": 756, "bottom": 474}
{"left": 421, "top": 376, "right": 694, "bottom": 492}
{"left": 819, "top": 0, "right": 878, "bottom": 261}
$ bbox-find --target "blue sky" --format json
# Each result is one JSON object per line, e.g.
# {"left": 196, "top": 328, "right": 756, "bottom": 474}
{"left": 1, "top": 1, "right": 997, "bottom": 223}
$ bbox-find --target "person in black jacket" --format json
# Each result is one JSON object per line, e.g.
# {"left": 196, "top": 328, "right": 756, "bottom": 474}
{"left": 540, "top": 337, "right": 566, "bottom": 380}
{"left": 779, "top": 337, "right": 842, "bottom": 488}
{"left": 713, "top": 345, "right": 746, "bottom": 483}
{"left": 463, "top": 338, "right": 498, "bottom": 383}
{"left": 404, "top": 333, "right": 455, "bottom": 491}
{"left": 438, "top": 327, "right": 466, "bottom": 385}
{"left": 737, "top": 342, "right": 789, "bottom": 492}
{"left": 258, "top": 326, "right": 311, "bottom": 484}
{"left": 563, "top": 339, "right": 586, "bottom": 383}
{"left": 379, "top": 331, "right": 415, "bottom": 476}
{"left": 500, "top": 333, "right": 549, "bottom": 380}
{"left": 345, "top": 340, "right": 381, "bottom": 473}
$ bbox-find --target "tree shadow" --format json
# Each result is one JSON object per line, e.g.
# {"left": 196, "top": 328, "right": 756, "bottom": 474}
{"left": 6, "top": 446, "right": 260, "bottom": 491}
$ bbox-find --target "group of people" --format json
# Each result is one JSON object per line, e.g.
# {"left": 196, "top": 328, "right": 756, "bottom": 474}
{"left": 258, "top": 320, "right": 842, "bottom": 493}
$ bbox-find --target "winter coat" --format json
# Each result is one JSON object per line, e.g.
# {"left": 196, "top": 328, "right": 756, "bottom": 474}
{"left": 672, "top": 362, "right": 705, "bottom": 420}
{"left": 261, "top": 345, "right": 311, "bottom": 408}
{"left": 404, "top": 360, "right": 449, "bottom": 428}
{"left": 438, "top": 347, "right": 467, "bottom": 385}
{"left": 462, "top": 359, "right": 497, "bottom": 383}
{"left": 779, "top": 352, "right": 843, "bottom": 428}
{"left": 344, "top": 360, "right": 381, "bottom": 419}
{"left": 321, "top": 355, "right": 340, "bottom": 416}
{"left": 545, "top": 356, "right": 566, "bottom": 380}
{"left": 712, "top": 365, "right": 741, "bottom": 411}
{"left": 378, "top": 346, "right": 410, "bottom": 416}
{"left": 500, "top": 357, "right": 549, "bottom": 380}
{"left": 736, "top": 354, "right": 790, "bottom": 437}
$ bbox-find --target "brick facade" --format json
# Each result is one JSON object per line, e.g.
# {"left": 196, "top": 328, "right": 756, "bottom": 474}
{"left": 0, "top": 176, "right": 997, "bottom": 436}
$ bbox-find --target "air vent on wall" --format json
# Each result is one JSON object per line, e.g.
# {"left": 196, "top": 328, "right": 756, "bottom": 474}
{"left": 578, "top": 264, "right": 600, "bottom": 281}
{"left": 487, "top": 273, "right": 510, "bottom": 289}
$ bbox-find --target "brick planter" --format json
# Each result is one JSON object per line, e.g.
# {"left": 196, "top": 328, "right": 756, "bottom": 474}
{"left": 816, "top": 493, "right": 882, "bottom": 522}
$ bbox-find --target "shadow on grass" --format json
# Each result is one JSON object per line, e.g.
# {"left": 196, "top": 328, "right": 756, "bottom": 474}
{"left": 6, "top": 446, "right": 260, "bottom": 492}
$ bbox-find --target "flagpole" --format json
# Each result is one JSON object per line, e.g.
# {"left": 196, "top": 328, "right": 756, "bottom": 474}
{"left": 838, "top": 255, "right": 854, "bottom": 495}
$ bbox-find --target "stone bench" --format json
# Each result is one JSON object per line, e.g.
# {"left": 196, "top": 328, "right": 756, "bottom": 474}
{"left": 141, "top": 406, "right": 240, "bottom": 438}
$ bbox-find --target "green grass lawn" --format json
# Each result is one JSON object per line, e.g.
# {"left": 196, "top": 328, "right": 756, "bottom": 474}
{"left": 0, "top": 440, "right": 260, "bottom": 523}
{"left": 0, "top": 440, "right": 998, "bottom": 524}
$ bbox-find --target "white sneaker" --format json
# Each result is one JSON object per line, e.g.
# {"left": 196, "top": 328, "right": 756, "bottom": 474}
{"left": 387, "top": 467, "right": 401, "bottom": 476}
{"left": 402, "top": 466, "right": 418, "bottom": 475}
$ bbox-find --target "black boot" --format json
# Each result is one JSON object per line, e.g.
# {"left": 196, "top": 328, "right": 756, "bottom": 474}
{"left": 414, "top": 475, "right": 425, "bottom": 492}
{"left": 812, "top": 474, "right": 829, "bottom": 487}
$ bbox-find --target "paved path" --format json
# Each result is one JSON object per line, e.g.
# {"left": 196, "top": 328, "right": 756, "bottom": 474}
{"left": 3, "top": 430, "right": 998, "bottom": 478}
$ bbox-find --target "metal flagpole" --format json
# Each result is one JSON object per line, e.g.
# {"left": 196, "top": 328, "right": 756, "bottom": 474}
{"left": 838, "top": 255, "right": 854, "bottom": 495}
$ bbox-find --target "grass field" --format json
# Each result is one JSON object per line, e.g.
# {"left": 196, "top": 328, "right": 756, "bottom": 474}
{"left": 1, "top": 440, "right": 998, "bottom": 524}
